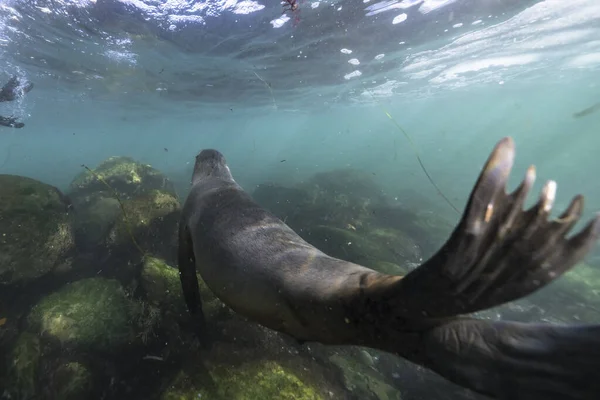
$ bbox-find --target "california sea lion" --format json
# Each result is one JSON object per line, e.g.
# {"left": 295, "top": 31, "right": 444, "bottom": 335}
{"left": 0, "top": 76, "right": 33, "bottom": 129}
{"left": 178, "top": 137, "right": 600, "bottom": 400}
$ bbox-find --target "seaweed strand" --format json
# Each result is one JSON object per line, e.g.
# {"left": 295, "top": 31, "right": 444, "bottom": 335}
{"left": 81, "top": 164, "right": 147, "bottom": 259}
{"left": 253, "top": 71, "right": 278, "bottom": 110}
{"left": 366, "top": 90, "right": 460, "bottom": 215}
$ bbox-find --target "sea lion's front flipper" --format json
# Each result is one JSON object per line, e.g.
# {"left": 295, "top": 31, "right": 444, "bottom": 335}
{"left": 418, "top": 318, "right": 600, "bottom": 400}
{"left": 395, "top": 137, "right": 600, "bottom": 318}
{"left": 177, "top": 222, "right": 208, "bottom": 347}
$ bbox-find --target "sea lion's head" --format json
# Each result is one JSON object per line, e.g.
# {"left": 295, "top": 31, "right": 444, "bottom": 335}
{"left": 192, "top": 149, "right": 233, "bottom": 184}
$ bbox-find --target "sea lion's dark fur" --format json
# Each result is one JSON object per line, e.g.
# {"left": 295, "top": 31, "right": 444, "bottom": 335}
{"left": 178, "top": 139, "right": 600, "bottom": 400}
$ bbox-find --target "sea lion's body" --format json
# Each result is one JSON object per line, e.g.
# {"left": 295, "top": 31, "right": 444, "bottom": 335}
{"left": 179, "top": 140, "right": 600, "bottom": 400}
{"left": 180, "top": 173, "right": 405, "bottom": 346}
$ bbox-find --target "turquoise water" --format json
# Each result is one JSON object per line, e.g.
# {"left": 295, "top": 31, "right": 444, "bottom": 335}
{"left": 1, "top": 0, "right": 600, "bottom": 399}
{"left": 2, "top": 0, "right": 599, "bottom": 218}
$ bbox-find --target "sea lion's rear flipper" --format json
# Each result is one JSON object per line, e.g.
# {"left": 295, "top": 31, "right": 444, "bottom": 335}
{"left": 177, "top": 222, "right": 208, "bottom": 347}
{"left": 395, "top": 137, "right": 600, "bottom": 318}
{"left": 419, "top": 318, "right": 600, "bottom": 400}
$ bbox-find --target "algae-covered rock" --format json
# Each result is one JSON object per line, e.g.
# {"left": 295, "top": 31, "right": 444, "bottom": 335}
{"left": 49, "top": 361, "right": 93, "bottom": 400}
{"left": 28, "top": 277, "right": 134, "bottom": 352}
{"left": 406, "top": 211, "right": 452, "bottom": 257}
{"left": 69, "top": 156, "right": 176, "bottom": 199}
{"left": 140, "top": 256, "right": 225, "bottom": 319}
{"left": 71, "top": 195, "right": 121, "bottom": 251}
{"left": 527, "top": 262, "right": 600, "bottom": 323}
{"left": 141, "top": 256, "right": 186, "bottom": 311}
{"left": 253, "top": 169, "right": 385, "bottom": 233}
{"left": 330, "top": 352, "right": 402, "bottom": 400}
{"left": 305, "top": 168, "right": 385, "bottom": 213}
{"left": 68, "top": 157, "right": 181, "bottom": 264}
{"left": 370, "top": 206, "right": 452, "bottom": 259}
{"left": 368, "top": 228, "right": 422, "bottom": 264}
{"left": 252, "top": 184, "right": 311, "bottom": 224}
{"left": 71, "top": 188, "right": 181, "bottom": 268}
{"left": 305, "top": 225, "right": 421, "bottom": 270}
{"left": 252, "top": 172, "right": 447, "bottom": 265}
{"left": 0, "top": 174, "right": 74, "bottom": 285}
{"left": 162, "top": 360, "right": 324, "bottom": 400}
{"left": 3, "top": 332, "right": 41, "bottom": 399}
{"left": 561, "top": 263, "right": 600, "bottom": 304}
{"left": 370, "top": 261, "right": 410, "bottom": 276}
{"left": 107, "top": 189, "right": 181, "bottom": 259}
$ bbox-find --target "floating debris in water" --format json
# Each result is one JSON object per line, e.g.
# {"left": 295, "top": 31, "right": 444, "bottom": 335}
{"left": 573, "top": 102, "right": 600, "bottom": 118}
{"left": 142, "top": 355, "right": 164, "bottom": 361}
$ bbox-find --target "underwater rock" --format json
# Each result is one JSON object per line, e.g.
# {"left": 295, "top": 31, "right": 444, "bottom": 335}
{"left": 252, "top": 171, "right": 450, "bottom": 269}
{"left": 329, "top": 352, "right": 402, "bottom": 400}
{"left": 107, "top": 189, "right": 181, "bottom": 260}
{"left": 2, "top": 331, "right": 41, "bottom": 399}
{"left": 71, "top": 189, "right": 181, "bottom": 274}
{"left": 369, "top": 261, "right": 410, "bottom": 276}
{"left": 370, "top": 206, "right": 452, "bottom": 259}
{"left": 46, "top": 361, "right": 93, "bottom": 400}
{"left": 69, "top": 156, "right": 176, "bottom": 199}
{"left": 304, "top": 225, "right": 421, "bottom": 271}
{"left": 252, "top": 183, "right": 312, "bottom": 224}
{"left": 296, "top": 168, "right": 387, "bottom": 230}
{"left": 561, "top": 263, "right": 600, "bottom": 305}
{"left": 135, "top": 256, "right": 232, "bottom": 348}
{"left": 405, "top": 210, "right": 452, "bottom": 257}
{"left": 140, "top": 256, "right": 227, "bottom": 320}
{"left": 253, "top": 168, "right": 386, "bottom": 233}
{"left": 0, "top": 174, "right": 75, "bottom": 286}
{"left": 70, "top": 194, "right": 121, "bottom": 252}
{"left": 161, "top": 359, "right": 327, "bottom": 400}
{"left": 68, "top": 157, "right": 181, "bottom": 267}
{"left": 527, "top": 262, "right": 600, "bottom": 323}
{"left": 28, "top": 277, "right": 135, "bottom": 353}
{"left": 306, "top": 168, "right": 386, "bottom": 209}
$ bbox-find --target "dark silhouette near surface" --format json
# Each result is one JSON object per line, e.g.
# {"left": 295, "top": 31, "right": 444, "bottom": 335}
{"left": 0, "top": 76, "right": 33, "bottom": 129}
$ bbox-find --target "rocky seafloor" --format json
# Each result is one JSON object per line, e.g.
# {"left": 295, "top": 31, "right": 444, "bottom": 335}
{"left": 1, "top": 156, "right": 599, "bottom": 400}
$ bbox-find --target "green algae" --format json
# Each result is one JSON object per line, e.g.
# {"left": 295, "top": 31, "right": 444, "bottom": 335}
{"left": 329, "top": 353, "right": 402, "bottom": 400}
{"left": 162, "top": 360, "right": 324, "bottom": 400}
{"left": 3, "top": 332, "right": 41, "bottom": 399}
{"left": 72, "top": 195, "right": 121, "bottom": 249}
{"left": 532, "top": 262, "right": 600, "bottom": 323}
{"left": 111, "top": 189, "right": 180, "bottom": 237}
{"left": 307, "top": 225, "right": 420, "bottom": 271}
{"left": 68, "top": 156, "right": 181, "bottom": 263}
{"left": 0, "top": 174, "right": 74, "bottom": 285}
{"left": 51, "top": 361, "right": 93, "bottom": 400}
{"left": 141, "top": 256, "right": 227, "bottom": 322}
{"left": 28, "top": 278, "right": 134, "bottom": 352}
{"left": 70, "top": 156, "right": 176, "bottom": 199}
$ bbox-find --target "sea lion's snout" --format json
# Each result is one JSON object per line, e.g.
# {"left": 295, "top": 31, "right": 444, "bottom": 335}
{"left": 196, "top": 149, "right": 226, "bottom": 164}
{"left": 192, "top": 149, "right": 232, "bottom": 182}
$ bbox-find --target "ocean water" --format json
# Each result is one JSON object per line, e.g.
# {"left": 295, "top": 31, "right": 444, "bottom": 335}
{"left": 1, "top": 0, "right": 600, "bottom": 399}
